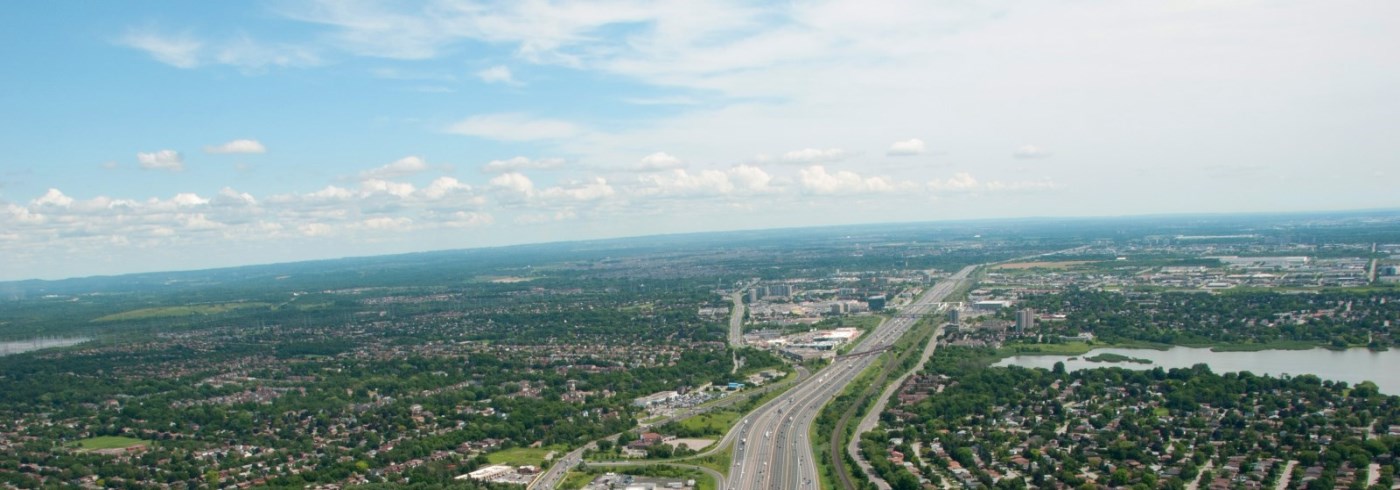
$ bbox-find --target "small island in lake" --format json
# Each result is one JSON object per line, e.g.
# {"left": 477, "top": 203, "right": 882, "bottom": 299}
{"left": 1084, "top": 352, "right": 1152, "bottom": 364}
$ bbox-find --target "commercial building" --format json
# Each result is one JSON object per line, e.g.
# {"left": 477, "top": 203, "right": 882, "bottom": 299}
{"left": 974, "top": 300, "right": 1012, "bottom": 311}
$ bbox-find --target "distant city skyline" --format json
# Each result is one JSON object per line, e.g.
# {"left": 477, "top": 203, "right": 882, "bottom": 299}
{"left": 2, "top": 1, "right": 1398, "bottom": 281}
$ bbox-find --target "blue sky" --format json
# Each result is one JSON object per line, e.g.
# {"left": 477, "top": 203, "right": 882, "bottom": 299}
{"left": 2, "top": 1, "right": 1398, "bottom": 280}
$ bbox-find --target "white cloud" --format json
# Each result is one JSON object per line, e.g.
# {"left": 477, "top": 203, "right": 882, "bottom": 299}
{"left": 635, "top": 169, "right": 734, "bottom": 197}
{"left": 360, "top": 179, "right": 416, "bottom": 198}
{"left": 798, "top": 166, "right": 900, "bottom": 195}
{"left": 633, "top": 165, "right": 775, "bottom": 198}
{"left": 728, "top": 165, "right": 773, "bottom": 191}
{"left": 213, "top": 35, "right": 320, "bottom": 71}
{"left": 213, "top": 187, "right": 258, "bottom": 207}
{"left": 307, "top": 185, "right": 354, "bottom": 201}
{"left": 137, "top": 150, "right": 184, "bottom": 171}
{"left": 1014, "top": 145, "right": 1052, "bottom": 159}
{"left": 887, "top": 139, "right": 926, "bottom": 156}
{"left": 32, "top": 188, "right": 74, "bottom": 207}
{"left": 637, "top": 152, "right": 684, "bottom": 171}
{"left": 927, "top": 172, "right": 980, "bottom": 191}
{"left": 118, "top": 30, "right": 203, "bottom": 68}
{"left": 491, "top": 172, "right": 615, "bottom": 202}
{"left": 481, "top": 156, "right": 566, "bottom": 173}
{"left": 782, "top": 148, "right": 846, "bottom": 163}
{"left": 170, "top": 193, "right": 209, "bottom": 207}
{"left": 489, "top": 172, "right": 536, "bottom": 195}
{"left": 441, "top": 211, "right": 494, "bottom": 228}
{"left": 117, "top": 29, "right": 317, "bottom": 71}
{"left": 361, "top": 156, "right": 432, "bottom": 180}
{"left": 204, "top": 139, "right": 267, "bottom": 154}
{"left": 359, "top": 216, "right": 413, "bottom": 231}
{"left": 299, "top": 223, "right": 333, "bottom": 237}
{"left": 926, "top": 172, "right": 1060, "bottom": 193}
{"left": 420, "top": 177, "right": 472, "bottom": 200}
{"left": 541, "top": 178, "right": 615, "bottom": 201}
{"left": 476, "top": 65, "right": 519, "bottom": 85}
{"left": 446, "top": 113, "right": 580, "bottom": 141}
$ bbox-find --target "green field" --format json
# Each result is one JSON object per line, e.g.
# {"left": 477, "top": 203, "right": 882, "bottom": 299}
{"left": 93, "top": 303, "right": 270, "bottom": 322}
{"left": 75, "top": 436, "right": 145, "bottom": 450}
{"left": 676, "top": 410, "right": 741, "bottom": 437}
{"left": 560, "top": 471, "right": 595, "bottom": 489}
{"left": 486, "top": 445, "right": 567, "bottom": 466}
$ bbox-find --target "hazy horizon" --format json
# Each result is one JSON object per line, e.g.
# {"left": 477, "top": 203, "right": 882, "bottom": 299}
{"left": 4, "top": 1, "right": 1398, "bottom": 280}
{"left": 5, "top": 206, "right": 1397, "bottom": 283}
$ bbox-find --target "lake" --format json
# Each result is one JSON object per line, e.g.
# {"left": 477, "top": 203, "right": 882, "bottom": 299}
{"left": 0, "top": 337, "right": 91, "bottom": 356}
{"left": 994, "top": 346, "right": 1400, "bottom": 395}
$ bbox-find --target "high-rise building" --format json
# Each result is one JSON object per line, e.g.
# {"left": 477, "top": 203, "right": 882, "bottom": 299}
{"left": 1016, "top": 309, "right": 1035, "bottom": 334}
{"left": 866, "top": 295, "right": 887, "bottom": 311}
{"left": 747, "top": 289, "right": 759, "bottom": 303}
{"left": 947, "top": 307, "right": 960, "bottom": 324}
{"left": 768, "top": 284, "right": 793, "bottom": 297}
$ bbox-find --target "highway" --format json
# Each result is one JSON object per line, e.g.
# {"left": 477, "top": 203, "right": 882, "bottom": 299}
{"left": 724, "top": 266, "right": 975, "bottom": 490}
{"left": 528, "top": 443, "right": 595, "bottom": 490}
{"left": 729, "top": 288, "right": 747, "bottom": 348}
{"left": 729, "top": 288, "right": 747, "bottom": 373}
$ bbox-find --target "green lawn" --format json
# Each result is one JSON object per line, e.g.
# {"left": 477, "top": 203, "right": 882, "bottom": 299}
{"left": 559, "top": 471, "right": 595, "bottom": 489}
{"left": 76, "top": 436, "right": 145, "bottom": 450}
{"left": 486, "top": 445, "right": 567, "bottom": 466}
{"left": 677, "top": 410, "right": 741, "bottom": 437}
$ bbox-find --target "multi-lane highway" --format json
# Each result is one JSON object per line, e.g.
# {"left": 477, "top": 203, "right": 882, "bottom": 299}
{"left": 724, "top": 266, "right": 975, "bottom": 490}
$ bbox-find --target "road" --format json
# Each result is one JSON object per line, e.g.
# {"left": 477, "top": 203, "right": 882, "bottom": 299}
{"left": 724, "top": 266, "right": 975, "bottom": 490}
{"left": 729, "top": 289, "right": 747, "bottom": 373}
{"left": 529, "top": 443, "right": 592, "bottom": 490}
{"left": 729, "top": 289, "right": 747, "bottom": 348}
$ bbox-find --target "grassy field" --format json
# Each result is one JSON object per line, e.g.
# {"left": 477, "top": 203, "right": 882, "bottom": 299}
{"left": 93, "top": 303, "right": 269, "bottom": 322}
{"left": 486, "top": 445, "right": 567, "bottom": 466}
{"left": 684, "top": 445, "right": 733, "bottom": 477}
{"left": 75, "top": 436, "right": 145, "bottom": 450}
{"left": 559, "top": 471, "right": 595, "bottom": 489}
{"left": 676, "top": 410, "right": 741, "bottom": 437}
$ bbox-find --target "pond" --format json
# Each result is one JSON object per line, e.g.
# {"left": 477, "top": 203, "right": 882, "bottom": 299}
{"left": 994, "top": 346, "right": 1400, "bottom": 395}
{"left": 0, "top": 337, "right": 91, "bottom": 356}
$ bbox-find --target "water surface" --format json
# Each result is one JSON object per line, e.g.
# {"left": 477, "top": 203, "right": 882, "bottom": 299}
{"left": 994, "top": 346, "right": 1400, "bottom": 395}
{"left": 0, "top": 337, "right": 91, "bottom": 356}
